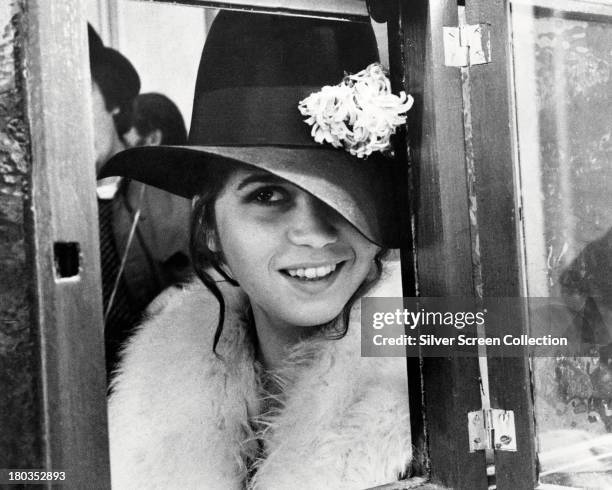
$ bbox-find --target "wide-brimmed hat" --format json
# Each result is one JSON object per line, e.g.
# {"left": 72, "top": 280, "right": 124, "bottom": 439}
{"left": 100, "top": 11, "right": 403, "bottom": 246}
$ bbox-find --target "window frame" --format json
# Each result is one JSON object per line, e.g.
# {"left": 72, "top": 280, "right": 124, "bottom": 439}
{"left": 23, "top": 0, "right": 110, "bottom": 486}
{"left": 131, "top": 0, "right": 371, "bottom": 21}
{"left": 392, "top": 0, "right": 489, "bottom": 487}
{"left": 463, "top": 0, "right": 538, "bottom": 486}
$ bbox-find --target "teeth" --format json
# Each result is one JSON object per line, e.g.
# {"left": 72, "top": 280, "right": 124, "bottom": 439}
{"left": 315, "top": 266, "right": 328, "bottom": 276}
{"left": 286, "top": 264, "right": 337, "bottom": 280}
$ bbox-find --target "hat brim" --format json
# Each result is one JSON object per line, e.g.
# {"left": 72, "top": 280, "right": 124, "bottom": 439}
{"left": 100, "top": 145, "right": 399, "bottom": 247}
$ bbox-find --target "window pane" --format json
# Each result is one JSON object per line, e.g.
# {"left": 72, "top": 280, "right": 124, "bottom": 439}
{"left": 511, "top": 2, "right": 612, "bottom": 487}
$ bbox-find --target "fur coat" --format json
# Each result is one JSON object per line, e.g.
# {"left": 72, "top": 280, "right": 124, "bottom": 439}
{"left": 108, "top": 265, "right": 417, "bottom": 489}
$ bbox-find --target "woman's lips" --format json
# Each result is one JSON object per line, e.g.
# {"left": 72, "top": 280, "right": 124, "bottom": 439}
{"left": 280, "top": 261, "right": 346, "bottom": 284}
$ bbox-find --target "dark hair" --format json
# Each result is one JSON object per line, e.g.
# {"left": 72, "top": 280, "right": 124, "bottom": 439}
{"left": 129, "top": 93, "right": 188, "bottom": 145}
{"left": 189, "top": 165, "right": 388, "bottom": 353}
{"left": 90, "top": 64, "right": 134, "bottom": 136}
{"left": 190, "top": 163, "right": 242, "bottom": 353}
{"left": 88, "top": 25, "right": 140, "bottom": 136}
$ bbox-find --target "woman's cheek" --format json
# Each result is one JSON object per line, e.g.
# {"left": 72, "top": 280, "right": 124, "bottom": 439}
{"left": 219, "top": 226, "right": 271, "bottom": 285}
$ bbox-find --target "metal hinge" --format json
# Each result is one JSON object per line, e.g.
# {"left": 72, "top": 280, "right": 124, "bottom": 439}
{"left": 468, "top": 408, "right": 517, "bottom": 452}
{"left": 443, "top": 24, "right": 491, "bottom": 67}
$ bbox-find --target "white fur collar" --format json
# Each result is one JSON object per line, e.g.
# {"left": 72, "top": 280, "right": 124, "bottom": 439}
{"left": 108, "top": 265, "right": 414, "bottom": 489}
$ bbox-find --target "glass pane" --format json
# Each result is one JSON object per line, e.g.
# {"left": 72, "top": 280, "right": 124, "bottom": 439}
{"left": 511, "top": 2, "right": 612, "bottom": 487}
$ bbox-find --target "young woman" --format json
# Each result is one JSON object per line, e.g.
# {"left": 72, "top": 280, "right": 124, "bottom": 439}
{"left": 101, "top": 10, "right": 420, "bottom": 489}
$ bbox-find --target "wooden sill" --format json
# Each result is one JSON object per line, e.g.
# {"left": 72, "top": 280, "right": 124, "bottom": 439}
{"left": 367, "top": 478, "right": 448, "bottom": 489}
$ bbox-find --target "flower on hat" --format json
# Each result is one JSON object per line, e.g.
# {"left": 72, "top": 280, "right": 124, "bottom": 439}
{"left": 298, "top": 63, "right": 413, "bottom": 158}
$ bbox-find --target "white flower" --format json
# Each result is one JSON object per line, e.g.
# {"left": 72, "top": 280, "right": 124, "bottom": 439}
{"left": 299, "top": 63, "right": 413, "bottom": 158}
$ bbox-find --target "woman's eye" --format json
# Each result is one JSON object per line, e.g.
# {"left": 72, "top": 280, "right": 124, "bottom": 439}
{"left": 250, "top": 187, "right": 287, "bottom": 205}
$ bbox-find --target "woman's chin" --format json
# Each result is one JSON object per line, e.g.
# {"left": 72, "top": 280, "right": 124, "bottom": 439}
{"left": 284, "top": 305, "right": 347, "bottom": 328}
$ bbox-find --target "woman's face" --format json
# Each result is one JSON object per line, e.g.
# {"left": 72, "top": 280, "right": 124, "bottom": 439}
{"left": 213, "top": 168, "right": 380, "bottom": 328}
{"left": 91, "top": 81, "right": 119, "bottom": 173}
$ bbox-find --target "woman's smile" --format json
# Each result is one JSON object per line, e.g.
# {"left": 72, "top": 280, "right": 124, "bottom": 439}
{"left": 278, "top": 259, "right": 347, "bottom": 294}
{"left": 282, "top": 262, "right": 340, "bottom": 280}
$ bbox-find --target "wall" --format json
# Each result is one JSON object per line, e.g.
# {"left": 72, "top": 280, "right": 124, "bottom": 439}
{"left": 0, "top": 0, "right": 42, "bottom": 468}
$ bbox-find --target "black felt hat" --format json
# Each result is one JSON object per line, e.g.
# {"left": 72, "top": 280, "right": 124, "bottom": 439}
{"left": 100, "top": 11, "right": 400, "bottom": 247}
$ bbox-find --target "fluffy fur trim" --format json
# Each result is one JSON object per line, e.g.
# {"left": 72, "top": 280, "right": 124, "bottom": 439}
{"left": 109, "top": 264, "right": 413, "bottom": 489}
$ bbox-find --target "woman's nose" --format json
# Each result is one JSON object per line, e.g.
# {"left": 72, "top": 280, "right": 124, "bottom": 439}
{"left": 287, "top": 195, "right": 338, "bottom": 248}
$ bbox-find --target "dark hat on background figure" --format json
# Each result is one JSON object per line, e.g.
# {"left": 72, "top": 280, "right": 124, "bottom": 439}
{"left": 88, "top": 23, "right": 140, "bottom": 133}
{"left": 100, "top": 11, "right": 411, "bottom": 247}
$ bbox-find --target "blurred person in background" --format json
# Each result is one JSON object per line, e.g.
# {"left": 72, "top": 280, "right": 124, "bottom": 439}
{"left": 116, "top": 93, "right": 193, "bottom": 314}
{"left": 123, "top": 92, "right": 187, "bottom": 148}
{"left": 89, "top": 24, "right": 142, "bottom": 379}
{"left": 104, "top": 93, "right": 193, "bottom": 378}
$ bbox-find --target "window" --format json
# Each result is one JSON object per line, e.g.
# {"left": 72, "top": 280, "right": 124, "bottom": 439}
{"left": 6, "top": 0, "right": 609, "bottom": 488}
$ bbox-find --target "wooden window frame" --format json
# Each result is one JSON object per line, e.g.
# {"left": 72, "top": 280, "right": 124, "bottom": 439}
{"left": 23, "top": 0, "right": 110, "bottom": 487}
{"left": 136, "top": 0, "right": 371, "bottom": 21}
{"left": 390, "top": 0, "right": 489, "bottom": 487}
{"left": 462, "top": 1, "right": 539, "bottom": 487}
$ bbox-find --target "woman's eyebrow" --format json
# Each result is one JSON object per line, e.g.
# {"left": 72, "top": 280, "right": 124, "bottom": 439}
{"left": 236, "top": 173, "right": 288, "bottom": 190}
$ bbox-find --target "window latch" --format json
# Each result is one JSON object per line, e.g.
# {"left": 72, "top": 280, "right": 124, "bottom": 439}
{"left": 468, "top": 408, "right": 517, "bottom": 452}
{"left": 443, "top": 24, "right": 491, "bottom": 67}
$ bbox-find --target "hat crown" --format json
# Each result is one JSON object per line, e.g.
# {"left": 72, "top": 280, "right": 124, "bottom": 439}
{"left": 189, "top": 11, "right": 378, "bottom": 147}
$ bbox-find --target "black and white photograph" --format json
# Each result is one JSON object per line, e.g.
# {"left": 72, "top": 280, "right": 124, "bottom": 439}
{"left": 1, "top": 0, "right": 611, "bottom": 488}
